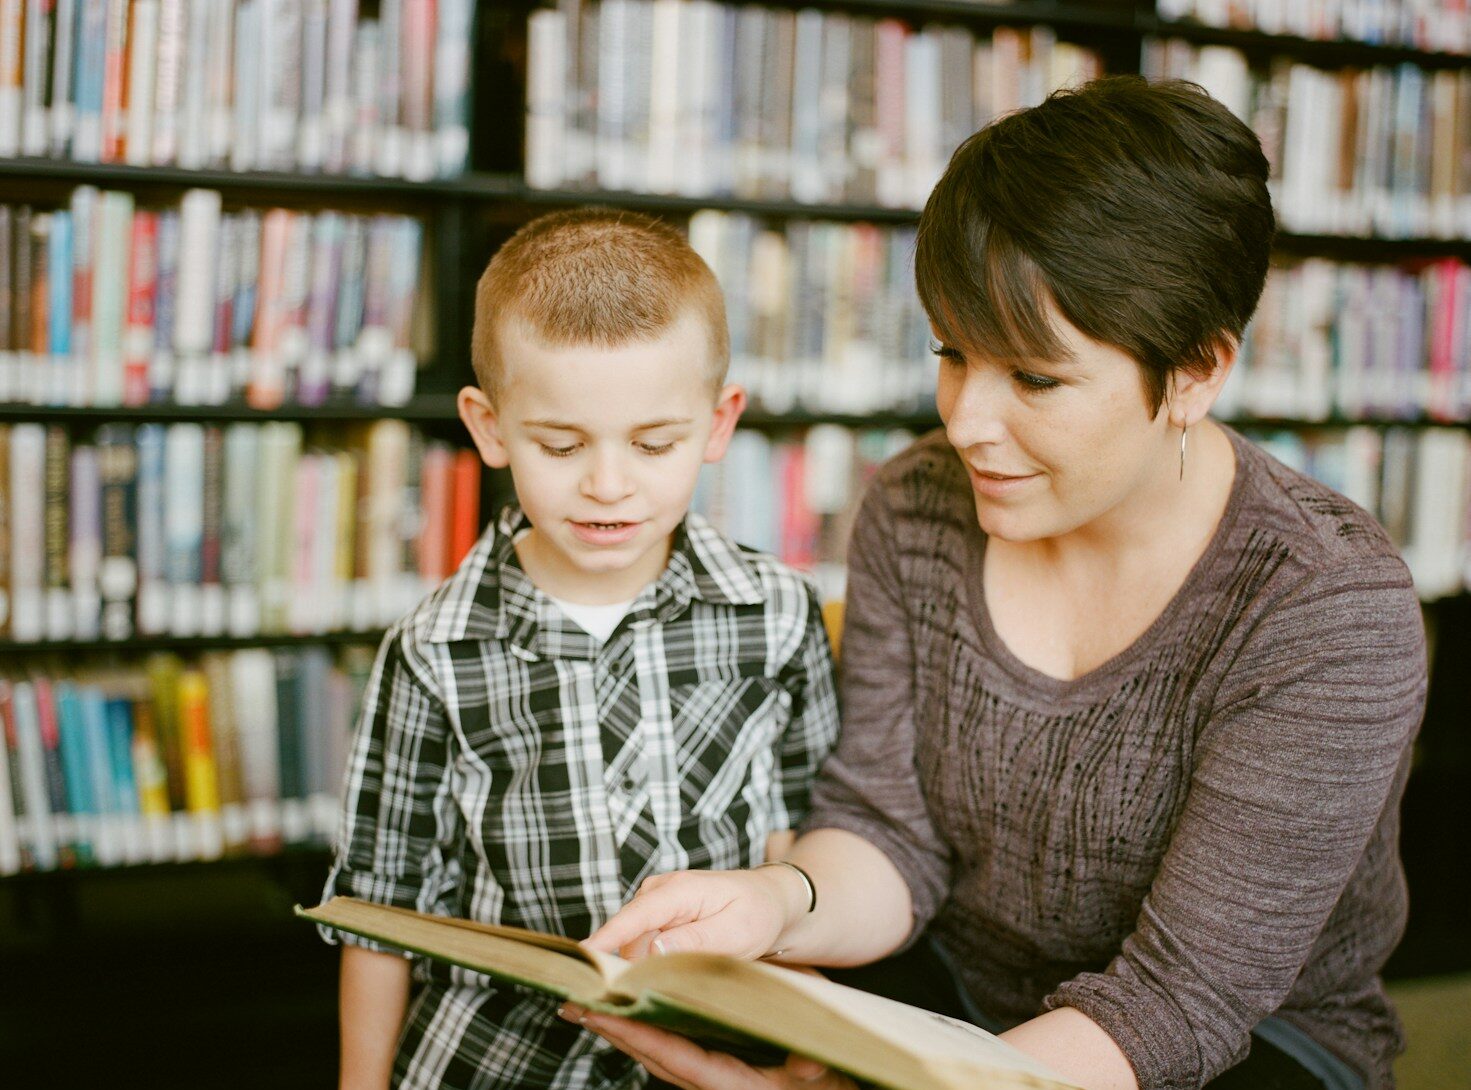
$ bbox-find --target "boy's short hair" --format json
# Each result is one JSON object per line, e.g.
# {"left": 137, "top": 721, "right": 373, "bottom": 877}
{"left": 471, "top": 207, "right": 731, "bottom": 403}
{"left": 914, "top": 76, "right": 1275, "bottom": 414}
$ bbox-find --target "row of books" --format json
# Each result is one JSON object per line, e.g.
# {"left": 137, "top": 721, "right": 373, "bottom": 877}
{"left": 1218, "top": 257, "right": 1470, "bottom": 421}
{"left": 0, "top": 191, "right": 425, "bottom": 409}
{"left": 1248, "top": 425, "right": 1471, "bottom": 599}
{"left": 1156, "top": 0, "right": 1471, "bottom": 54}
{"left": 693, "top": 425, "right": 918, "bottom": 603}
{"left": 0, "top": 646, "right": 370, "bottom": 874}
{"left": 687, "top": 211, "right": 934, "bottom": 415}
{"left": 1144, "top": 38, "right": 1471, "bottom": 239}
{"left": 525, "top": 1, "right": 1103, "bottom": 209}
{"left": 0, "top": 0, "right": 472, "bottom": 179}
{"left": 0, "top": 419, "right": 480, "bottom": 644}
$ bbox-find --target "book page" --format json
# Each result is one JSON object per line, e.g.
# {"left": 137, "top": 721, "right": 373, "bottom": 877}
{"left": 299, "top": 898, "right": 617, "bottom": 999}
{"left": 623, "top": 954, "right": 1075, "bottom": 1090}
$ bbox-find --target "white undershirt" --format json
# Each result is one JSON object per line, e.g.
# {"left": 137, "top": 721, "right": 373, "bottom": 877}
{"left": 547, "top": 595, "right": 636, "bottom": 644}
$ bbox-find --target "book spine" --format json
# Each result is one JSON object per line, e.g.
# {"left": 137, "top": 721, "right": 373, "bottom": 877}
{"left": 10, "top": 682, "right": 59, "bottom": 869}
{"left": 98, "top": 0, "right": 126, "bottom": 161}
{"left": 124, "top": 0, "right": 159, "bottom": 166}
{"left": 162, "top": 421, "right": 203, "bottom": 636}
{"left": 68, "top": 185, "right": 94, "bottom": 402}
{"left": 46, "top": 209, "right": 73, "bottom": 405}
{"left": 432, "top": 0, "right": 468, "bottom": 176}
{"left": 104, "top": 696, "right": 146, "bottom": 862}
{"left": 133, "top": 421, "right": 166, "bottom": 634}
{"left": 448, "top": 447, "right": 480, "bottom": 571}
{"left": 321, "top": 0, "right": 356, "bottom": 173}
{"left": 91, "top": 189, "right": 133, "bottom": 407}
{"left": 172, "top": 188, "right": 220, "bottom": 404}
{"left": 68, "top": 442, "right": 102, "bottom": 640}
{"left": 122, "top": 208, "right": 157, "bottom": 406}
{"left": 199, "top": 423, "right": 224, "bottom": 634}
{"left": 221, "top": 422, "right": 259, "bottom": 636}
{"left": 296, "top": 0, "right": 327, "bottom": 172}
{"left": 177, "top": 669, "right": 222, "bottom": 859}
{"left": 0, "top": 0, "right": 23, "bottom": 157}
{"left": 174, "top": 0, "right": 207, "bottom": 167}
{"left": 230, "top": 647, "right": 280, "bottom": 850}
{"left": 96, "top": 422, "right": 137, "bottom": 640}
{"left": 21, "top": 0, "right": 52, "bottom": 155}
{"left": 72, "top": 0, "right": 104, "bottom": 161}
{"left": 49, "top": 0, "right": 77, "bottom": 156}
{"left": 0, "top": 681, "right": 20, "bottom": 873}
{"left": 42, "top": 425, "right": 70, "bottom": 640}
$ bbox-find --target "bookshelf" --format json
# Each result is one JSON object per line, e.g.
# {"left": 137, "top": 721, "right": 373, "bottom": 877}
{"left": 1, "top": 1, "right": 1469, "bottom": 1085}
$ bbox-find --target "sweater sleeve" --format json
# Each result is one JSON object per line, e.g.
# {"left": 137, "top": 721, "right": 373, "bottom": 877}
{"left": 801, "top": 481, "right": 954, "bottom": 942}
{"left": 1042, "top": 562, "right": 1426, "bottom": 1090}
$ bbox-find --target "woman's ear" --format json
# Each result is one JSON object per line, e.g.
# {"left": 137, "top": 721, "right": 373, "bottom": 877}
{"left": 458, "top": 386, "right": 512, "bottom": 469}
{"left": 703, "top": 384, "right": 748, "bottom": 463}
{"left": 1168, "top": 340, "right": 1239, "bottom": 429}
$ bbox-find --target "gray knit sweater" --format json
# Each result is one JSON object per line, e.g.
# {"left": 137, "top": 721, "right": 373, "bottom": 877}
{"left": 806, "top": 427, "right": 1426, "bottom": 1090}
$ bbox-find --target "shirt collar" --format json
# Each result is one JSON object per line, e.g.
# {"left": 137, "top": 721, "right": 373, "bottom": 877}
{"left": 423, "top": 505, "right": 765, "bottom": 657}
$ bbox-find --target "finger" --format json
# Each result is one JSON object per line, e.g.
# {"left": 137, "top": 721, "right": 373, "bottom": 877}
{"left": 783, "top": 1054, "right": 831, "bottom": 1082}
{"left": 584, "top": 1014, "right": 753, "bottom": 1088}
{"left": 647, "top": 909, "right": 758, "bottom": 958}
{"left": 619, "top": 928, "right": 663, "bottom": 961}
{"left": 584, "top": 884, "right": 702, "bottom": 953}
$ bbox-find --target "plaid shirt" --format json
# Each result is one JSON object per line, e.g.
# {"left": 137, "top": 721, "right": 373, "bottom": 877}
{"left": 322, "top": 506, "right": 840, "bottom": 1090}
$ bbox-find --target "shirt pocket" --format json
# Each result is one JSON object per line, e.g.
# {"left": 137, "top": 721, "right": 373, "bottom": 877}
{"left": 667, "top": 675, "right": 788, "bottom": 821}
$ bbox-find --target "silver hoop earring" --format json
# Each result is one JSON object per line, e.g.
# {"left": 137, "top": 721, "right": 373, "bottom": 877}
{"left": 1179, "top": 425, "right": 1189, "bottom": 481}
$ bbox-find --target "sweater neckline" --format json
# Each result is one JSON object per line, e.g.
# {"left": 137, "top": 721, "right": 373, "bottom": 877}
{"left": 964, "top": 426, "right": 1253, "bottom": 704}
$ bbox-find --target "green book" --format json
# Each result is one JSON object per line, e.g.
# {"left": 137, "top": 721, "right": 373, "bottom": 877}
{"left": 299, "top": 897, "right": 1075, "bottom": 1090}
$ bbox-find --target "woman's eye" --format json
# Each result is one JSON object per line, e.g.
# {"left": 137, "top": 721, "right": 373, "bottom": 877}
{"left": 539, "top": 444, "right": 579, "bottom": 457}
{"left": 637, "top": 442, "right": 675, "bottom": 456}
{"left": 927, "top": 338, "right": 963, "bottom": 364}
{"left": 1013, "top": 370, "right": 1061, "bottom": 392}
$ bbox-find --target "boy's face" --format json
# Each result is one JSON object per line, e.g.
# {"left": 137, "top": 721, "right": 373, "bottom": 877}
{"left": 459, "top": 309, "right": 745, "bottom": 604}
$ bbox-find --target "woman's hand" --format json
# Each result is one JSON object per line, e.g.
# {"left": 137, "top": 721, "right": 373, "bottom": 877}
{"left": 560, "top": 1005, "right": 857, "bottom": 1090}
{"left": 584, "top": 867, "right": 807, "bottom": 960}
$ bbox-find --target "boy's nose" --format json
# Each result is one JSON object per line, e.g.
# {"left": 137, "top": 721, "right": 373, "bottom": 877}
{"left": 581, "top": 456, "right": 636, "bottom": 503}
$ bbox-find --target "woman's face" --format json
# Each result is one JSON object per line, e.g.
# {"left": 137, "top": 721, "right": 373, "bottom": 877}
{"left": 934, "top": 304, "right": 1177, "bottom": 544}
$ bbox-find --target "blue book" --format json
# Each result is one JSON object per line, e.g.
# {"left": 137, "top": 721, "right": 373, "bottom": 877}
{"left": 47, "top": 210, "right": 73, "bottom": 360}
{"left": 105, "top": 696, "right": 141, "bottom": 861}
{"left": 53, "top": 682, "right": 96, "bottom": 866}
{"left": 80, "top": 688, "right": 120, "bottom": 866}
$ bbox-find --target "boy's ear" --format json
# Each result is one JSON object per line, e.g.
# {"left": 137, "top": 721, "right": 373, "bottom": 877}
{"left": 703, "top": 383, "right": 747, "bottom": 464}
{"left": 458, "top": 386, "right": 512, "bottom": 469}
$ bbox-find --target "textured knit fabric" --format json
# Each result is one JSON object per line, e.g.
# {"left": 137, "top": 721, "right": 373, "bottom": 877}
{"left": 323, "top": 506, "right": 840, "bottom": 1090}
{"left": 807, "top": 427, "right": 1425, "bottom": 1090}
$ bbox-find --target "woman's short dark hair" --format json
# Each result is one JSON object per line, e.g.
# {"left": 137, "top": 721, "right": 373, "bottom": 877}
{"left": 914, "top": 76, "right": 1274, "bottom": 414}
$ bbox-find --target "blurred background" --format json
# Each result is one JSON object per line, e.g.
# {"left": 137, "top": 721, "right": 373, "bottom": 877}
{"left": 0, "top": 0, "right": 1467, "bottom": 1085}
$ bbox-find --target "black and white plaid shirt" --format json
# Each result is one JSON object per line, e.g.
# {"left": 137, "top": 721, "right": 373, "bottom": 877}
{"left": 322, "top": 506, "right": 840, "bottom": 1090}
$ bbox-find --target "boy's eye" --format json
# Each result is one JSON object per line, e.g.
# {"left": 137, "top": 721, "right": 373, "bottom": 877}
{"left": 637, "top": 441, "right": 676, "bottom": 456}
{"left": 1013, "top": 369, "right": 1061, "bottom": 392}
{"left": 539, "top": 443, "right": 579, "bottom": 457}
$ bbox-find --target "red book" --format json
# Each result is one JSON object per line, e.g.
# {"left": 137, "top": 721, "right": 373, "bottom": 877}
{"left": 123, "top": 210, "right": 158, "bottom": 406}
{"left": 448, "top": 448, "right": 481, "bottom": 571}
{"left": 417, "top": 443, "right": 453, "bottom": 582}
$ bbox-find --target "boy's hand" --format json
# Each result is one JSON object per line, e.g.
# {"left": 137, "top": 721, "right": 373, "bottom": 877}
{"left": 584, "top": 867, "right": 806, "bottom": 961}
{"left": 560, "top": 1005, "right": 857, "bottom": 1090}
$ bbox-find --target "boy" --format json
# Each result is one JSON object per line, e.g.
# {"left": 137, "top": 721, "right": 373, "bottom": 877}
{"left": 322, "top": 208, "right": 840, "bottom": 1090}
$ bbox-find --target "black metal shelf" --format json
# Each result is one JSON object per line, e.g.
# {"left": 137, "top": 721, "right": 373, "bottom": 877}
{"left": 1225, "top": 414, "right": 1471, "bottom": 430}
{"left": 0, "top": 844, "right": 334, "bottom": 884}
{"left": 1145, "top": 17, "right": 1471, "bottom": 70}
{"left": 0, "top": 630, "right": 386, "bottom": 655}
{"left": 0, "top": 395, "right": 464, "bottom": 424}
{"left": 766, "top": 0, "right": 1139, "bottom": 33}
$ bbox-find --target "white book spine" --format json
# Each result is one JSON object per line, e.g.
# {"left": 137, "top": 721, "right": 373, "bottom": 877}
{"left": 69, "top": 445, "right": 103, "bottom": 639}
{"left": 150, "top": 0, "right": 184, "bottom": 165}
{"left": 433, "top": 0, "right": 469, "bottom": 176}
{"left": 230, "top": 0, "right": 259, "bottom": 171}
{"left": 298, "top": 0, "right": 328, "bottom": 171}
{"left": 322, "top": 0, "right": 357, "bottom": 173}
{"left": 164, "top": 423, "right": 205, "bottom": 636}
{"left": 525, "top": 9, "right": 567, "bottom": 190}
{"left": 646, "top": 0, "right": 679, "bottom": 194}
{"left": 0, "top": 0, "right": 23, "bottom": 157}
{"left": 10, "top": 683, "right": 57, "bottom": 870}
{"left": 125, "top": 0, "right": 160, "bottom": 166}
{"left": 174, "top": 189, "right": 221, "bottom": 359}
{"left": 176, "top": 0, "right": 211, "bottom": 168}
{"left": 206, "top": 0, "right": 234, "bottom": 165}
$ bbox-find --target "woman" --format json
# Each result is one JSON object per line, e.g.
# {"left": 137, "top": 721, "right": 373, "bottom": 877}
{"left": 567, "top": 78, "right": 1426, "bottom": 1090}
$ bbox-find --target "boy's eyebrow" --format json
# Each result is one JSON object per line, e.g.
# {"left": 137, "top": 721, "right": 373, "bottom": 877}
{"left": 521, "top": 417, "right": 694, "bottom": 431}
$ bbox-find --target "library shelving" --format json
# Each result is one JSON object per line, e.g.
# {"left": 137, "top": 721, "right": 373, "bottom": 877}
{"left": 2, "top": 2, "right": 1469, "bottom": 1086}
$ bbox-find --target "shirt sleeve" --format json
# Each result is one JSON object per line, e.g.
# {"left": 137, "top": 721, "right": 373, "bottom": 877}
{"left": 766, "top": 581, "right": 841, "bottom": 833}
{"left": 800, "top": 482, "right": 954, "bottom": 943}
{"left": 1042, "top": 563, "right": 1426, "bottom": 1090}
{"left": 319, "top": 624, "right": 465, "bottom": 953}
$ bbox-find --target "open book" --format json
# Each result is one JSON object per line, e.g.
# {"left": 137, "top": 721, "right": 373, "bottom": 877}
{"left": 299, "top": 897, "right": 1076, "bottom": 1090}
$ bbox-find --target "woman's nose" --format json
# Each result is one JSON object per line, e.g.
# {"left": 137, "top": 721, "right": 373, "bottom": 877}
{"left": 944, "top": 369, "right": 1008, "bottom": 450}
